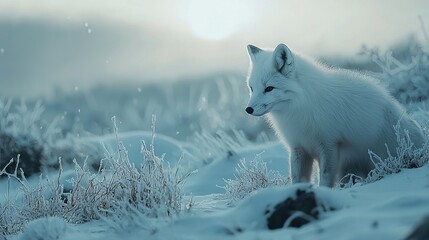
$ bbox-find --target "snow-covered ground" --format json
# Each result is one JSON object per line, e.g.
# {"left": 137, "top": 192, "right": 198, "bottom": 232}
{"left": 2, "top": 132, "right": 429, "bottom": 240}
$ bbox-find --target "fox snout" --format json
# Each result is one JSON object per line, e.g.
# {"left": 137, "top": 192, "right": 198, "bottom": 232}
{"left": 246, "top": 95, "right": 265, "bottom": 116}
{"left": 245, "top": 104, "right": 268, "bottom": 116}
{"left": 245, "top": 107, "right": 254, "bottom": 114}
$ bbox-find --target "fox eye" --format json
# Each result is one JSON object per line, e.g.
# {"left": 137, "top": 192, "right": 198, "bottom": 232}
{"left": 265, "top": 86, "right": 274, "bottom": 93}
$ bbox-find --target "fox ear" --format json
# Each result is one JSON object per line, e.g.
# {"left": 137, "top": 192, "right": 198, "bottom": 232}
{"left": 273, "top": 44, "right": 294, "bottom": 73}
{"left": 247, "top": 44, "right": 262, "bottom": 61}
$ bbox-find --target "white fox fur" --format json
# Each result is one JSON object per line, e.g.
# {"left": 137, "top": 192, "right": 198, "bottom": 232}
{"left": 245, "top": 44, "right": 424, "bottom": 187}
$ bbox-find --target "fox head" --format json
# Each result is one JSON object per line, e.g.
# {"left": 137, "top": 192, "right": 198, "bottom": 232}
{"left": 245, "top": 44, "right": 298, "bottom": 116}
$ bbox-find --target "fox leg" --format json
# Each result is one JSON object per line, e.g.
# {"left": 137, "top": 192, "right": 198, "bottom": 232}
{"left": 289, "top": 147, "right": 313, "bottom": 183}
{"left": 319, "top": 146, "right": 339, "bottom": 187}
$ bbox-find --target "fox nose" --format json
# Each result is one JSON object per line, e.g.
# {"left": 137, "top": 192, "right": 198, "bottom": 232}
{"left": 245, "top": 107, "right": 254, "bottom": 114}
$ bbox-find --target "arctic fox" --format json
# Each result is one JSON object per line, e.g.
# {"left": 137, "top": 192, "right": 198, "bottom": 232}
{"left": 245, "top": 43, "right": 424, "bottom": 187}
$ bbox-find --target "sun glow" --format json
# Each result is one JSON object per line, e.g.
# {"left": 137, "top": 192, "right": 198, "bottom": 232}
{"left": 176, "top": 1, "right": 254, "bottom": 40}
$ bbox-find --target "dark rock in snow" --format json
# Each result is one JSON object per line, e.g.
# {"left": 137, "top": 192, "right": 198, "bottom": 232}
{"left": 266, "top": 188, "right": 330, "bottom": 229}
{"left": 405, "top": 216, "right": 429, "bottom": 240}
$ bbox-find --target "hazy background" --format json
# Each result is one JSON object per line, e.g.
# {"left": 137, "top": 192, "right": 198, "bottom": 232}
{"left": 1, "top": 0, "right": 428, "bottom": 98}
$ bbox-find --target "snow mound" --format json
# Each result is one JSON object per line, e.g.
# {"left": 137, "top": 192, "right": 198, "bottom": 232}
{"left": 148, "top": 184, "right": 346, "bottom": 239}
{"left": 183, "top": 142, "right": 289, "bottom": 195}
{"left": 19, "top": 217, "right": 67, "bottom": 240}
{"left": 81, "top": 131, "right": 198, "bottom": 168}
{"left": 125, "top": 165, "right": 429, "bottom": 240}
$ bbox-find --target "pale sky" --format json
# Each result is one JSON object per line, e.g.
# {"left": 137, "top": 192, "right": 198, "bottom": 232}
{"left": 0, "top": 0, "right": 428, "bottom": 97}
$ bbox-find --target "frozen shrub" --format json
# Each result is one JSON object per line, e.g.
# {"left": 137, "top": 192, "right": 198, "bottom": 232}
{"left": 360, "top": 39, "right": 429, "bottom": 104}
{"left": 0, "top": 116, "right": 187, "bottom": 235}
{"left": 63, "top": 116, "right": 187, "bottom": 221}
{"left": 0, "top": 156, "right": 67, "bottom": 235}
{"left": 0, "top": 100, "right": 44, "bottom": 176}
{"left": 98, "top": 116, "right": 186, "bottom": 217}
{"left": 339, "top": 123, "right": 429, "bottom": 188}
{"left": 223, "top": 154, "right": 290, "bottom": 201}
{"left": 0, "top": 133, "right": 43, "bottom": 178}
{"left": 364, "top": 124, "right": 429, "bottom": 184}
{"left": 0, "top": 100, "right": 67, "bottom": 177}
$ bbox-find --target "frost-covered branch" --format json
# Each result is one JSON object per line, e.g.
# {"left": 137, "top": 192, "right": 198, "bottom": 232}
{"left": 0, "top": 116, "right": 187, "bottom": 235}
{"left": 223, "top": 154, "right": 290, "bottom": 201}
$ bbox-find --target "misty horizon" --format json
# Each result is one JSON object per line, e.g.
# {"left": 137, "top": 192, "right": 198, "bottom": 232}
{"left": 0, "top": 0, "right": 428, "bottom": 98}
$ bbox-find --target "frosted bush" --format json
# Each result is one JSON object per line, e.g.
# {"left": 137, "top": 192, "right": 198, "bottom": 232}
{"left": 0, "top": 155, "right": 72, "bottom": 235}
{"left": 223, "top": 154, "right": 290, "bottom": 201}
{"left": 365, "top": 124, "right": 429, "bottom": 183}
{"left": 0, "top": 99, "right": 79, "bottom": 176}
{"left": 360, "top": 39, "right": 429, "bottom": 104}
{"left": 64, "top": 116, "right": 187, "bottom": 220}
{"left": 0, "top": 100, "right": 49, "bottom": 176}
{"left": 94, "top": 116, "right": 186, "bottom": 218}
{"left": 0, "top": 116, "right": 187, "bottom": 235}
{"left": 339, "top": 123, "right": 429, "bottom": 188}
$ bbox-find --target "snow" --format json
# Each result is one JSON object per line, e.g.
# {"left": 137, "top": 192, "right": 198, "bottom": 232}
{"left": 20, "top": 217, "right": 67, "bottom": 240}
{"left": 153, "top": 167, "right": 429, "bottom": 240}
{"left": 120, "top": 164, "right": 429, "bottom": 240}
{"left": 4, "top": 131, "right": 429, "bottom": 240}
